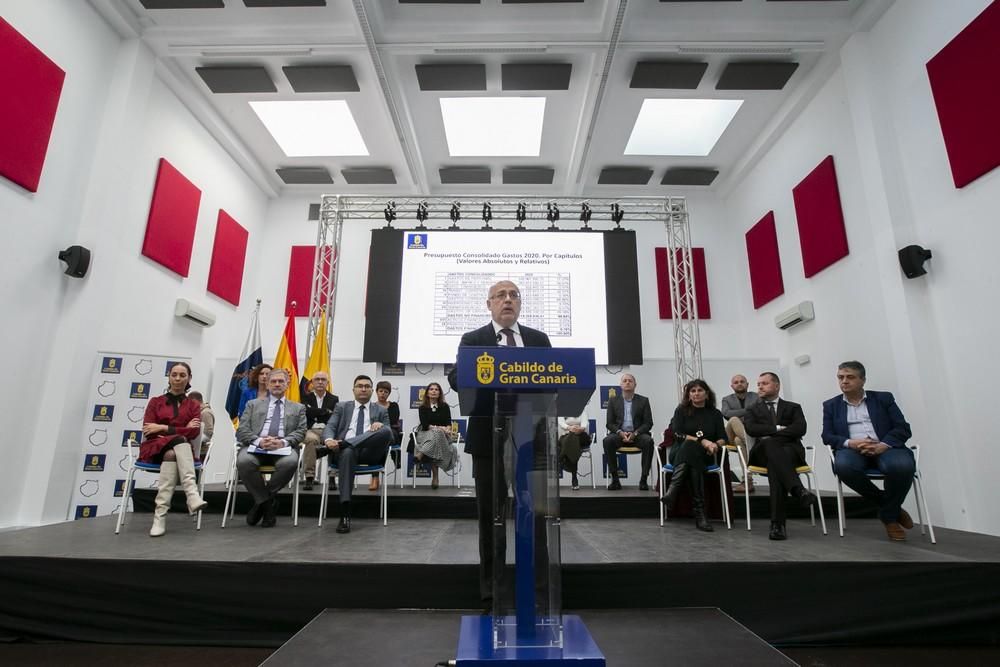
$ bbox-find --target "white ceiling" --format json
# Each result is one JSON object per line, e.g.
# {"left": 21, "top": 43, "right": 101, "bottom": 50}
{"left": 92, "top": 0, "right": 894, "bottom": 198}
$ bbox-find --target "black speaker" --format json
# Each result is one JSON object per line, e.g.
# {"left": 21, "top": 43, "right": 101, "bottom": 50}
{"left": 898, "top": 245, "right": 932, "bottom": 279}
{"left": 58, "top": 245, "right": 91, "bottom": 278}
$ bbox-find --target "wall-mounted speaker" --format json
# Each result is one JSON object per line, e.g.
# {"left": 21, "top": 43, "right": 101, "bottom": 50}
{"left": 58, "top": 245, "right": 91, "bottom": 278}
{"left": 898, "top": 245, "right": 932, "bottom": 279}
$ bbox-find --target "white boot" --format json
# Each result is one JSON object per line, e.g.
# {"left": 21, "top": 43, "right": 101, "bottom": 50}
{"left": 150, "top": 461, "right": 178, "bottom": 537}
{"left": 174, "top": 441, "right": 208, "bottom": 514}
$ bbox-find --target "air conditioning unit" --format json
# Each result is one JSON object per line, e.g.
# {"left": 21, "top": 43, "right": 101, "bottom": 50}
{"left": 174, "top": 298, "right": 216, "bottom": 328}
{"left": 775, "top": 301, "right": 814, "bottom": 330}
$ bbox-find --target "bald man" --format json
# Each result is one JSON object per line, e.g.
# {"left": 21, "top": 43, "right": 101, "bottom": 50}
{"left": 721, "top": 374, "right": 759, "bottom": 492}
{"left": 302, "top": 371, "right": 339, "bottom": 490}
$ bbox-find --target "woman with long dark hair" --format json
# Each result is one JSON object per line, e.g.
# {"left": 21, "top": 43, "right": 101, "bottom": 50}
{"left": 139, "top": 362, "right": 207, "bottom": 536}
{"left": 412, "top": 382, "right": 457, "bottom": 489}
{"left": 662, "top": 379, "right": 726, "bottom": 532}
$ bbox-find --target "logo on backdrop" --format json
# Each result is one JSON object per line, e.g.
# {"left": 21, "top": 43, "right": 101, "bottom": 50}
{"left": 79, "top": 480, "right": 100, "bottom": 497}
{"left": 134, "top": 359, "right": 153, "bottom": 375}
{"left": 88, "top": 429, "right": 108, "bottom": 447}
{"left": 121, "top": 430, "right": 142, "bottom": 447}
{"left": 127, "top": 406, "right": 145, "bottom": 423}
{"left": 409, "top": 386, "right": 426, "bottom": 409}
{"left": 381, "top": 362, "right": 406, "bottom": 377}
{"left": 75, "top": 505, "right": 98, "bottom": 519}
{"left": 451, "top": 418, "right": 467, "bottom": 440}
{"left": 130, "top": 383, "right": 150, "bottom": 399}
{"left": 600, "top": 386, "right": 618, "bottom": 409}
{"left": 97, "top": 381, "right": 116, "bottom": 397}
{"left": 164, "top": 360, "right": 184, "bottom": 375}
{"left": 92, "top": 405, "right": 115, "bottom": 422}
{"left": 83, "top": 454, "right": 106, "bottom": 472}
{"left": 113, "top": 479, "right": 135, "bottom": 498}
{"left": 407, "top": 233, "right": 427, "bottom": 249}
{"left": 476, "top": 352, "right": 495, "bottom": 384}
{"left": 101, "top": 357, "right": 122, "bottom": 374}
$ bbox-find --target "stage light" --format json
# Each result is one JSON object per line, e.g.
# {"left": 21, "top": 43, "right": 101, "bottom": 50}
{"left": 515, "top": 202, "right": 527, "bottom": 231}
{"left": 481, "top": 202, "right": 493, "bottom": 230}
{"left": 611, "top": 203, "right": 625, "bottom": 230}
{"left": 449, "top": 202, "right": 461, "bottom": 230}
{"left": 547, "top": 202, "right": 560, "bottom": 230}
{"left": 383, "top": 201, "right": 397, "bottom": 229}
{"left": 415, "top": 201, "right": 428, "bottom": 230}
{"left": 579, "top": 203, "right": 592, "bottom": 230}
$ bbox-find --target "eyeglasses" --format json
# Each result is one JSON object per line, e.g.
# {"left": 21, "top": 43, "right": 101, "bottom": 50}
{"left": 489, "top": 290, "right": 521, "bottom": 301}
{"left": 354, "top": 383, "right": 373, "bottom": 389}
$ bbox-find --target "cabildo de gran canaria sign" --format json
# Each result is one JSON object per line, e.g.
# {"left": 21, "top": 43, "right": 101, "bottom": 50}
{"left": 458, "top": 347, "right": 596, "bottom": 391}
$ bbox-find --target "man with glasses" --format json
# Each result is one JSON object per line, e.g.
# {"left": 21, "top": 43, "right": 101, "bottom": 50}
{"left": 448, "top": 280, "right": 551, "bottom": 611}
{"left": 318, "top": 374, "right": 393, "bottom": 534}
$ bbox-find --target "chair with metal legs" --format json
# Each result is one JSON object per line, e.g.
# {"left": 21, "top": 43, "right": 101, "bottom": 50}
{"left": 408, "top": 426, "right": 462, "bottom": 488}
{"left": 737, "top": 443, "right": 827, "bottom": 534}
{"left": 115, "top": 435, "right": 207, "bottom": 534}
{"left": 318, "top": 445, "right": 389, "bottom": 527}
{"left": 656, "top": 444, "right": 732, "bottom": 529}
{"left": 221, "top": 443, "right": 303, "bottom": 527}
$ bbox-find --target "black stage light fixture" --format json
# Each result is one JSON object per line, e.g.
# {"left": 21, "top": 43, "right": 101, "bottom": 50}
{"left": 546, "top": 202, "right": 560, "bottom": 230}
{"left": 481, "top": 201, "right": 493, "bottom": 230}
{"left": 610, "top": 203, "right": 625, "bottom": 230}
{"left": 415, "top": 201, "right": 429, "bottom": 230}
{"left": 383, "top": 200, "right": 397, "bottom": 229}
{"left": 58, "top": 245, "right": 91, "bottom": 278}
{"left": 515, "top": 202, "right": 527, "bottom": 231}
{"left": 898, "top": 245, "right": 932, "bottom": 278}
{"left": 449, "top": 202, "right": 461, "bottom": 230}
{"left": 579, "top": 202, "right": 592, "bottom": 230}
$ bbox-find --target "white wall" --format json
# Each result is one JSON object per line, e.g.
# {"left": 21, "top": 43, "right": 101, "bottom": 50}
{"left": 1, "top": 1, "right": 271, "bottom": 527}
{"left": 721, "top": 0, "right": 999, "bottom": 533}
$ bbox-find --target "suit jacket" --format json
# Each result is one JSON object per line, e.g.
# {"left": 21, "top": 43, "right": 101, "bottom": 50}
{"left": 605, "top": 393, "right": 654, "bottom": 437}
{"left": 302, "top": 391, "right": 339, "bottom": 428}
{"left": 744, "top": 398, "right": 807, "bottom": 457}
{"left": 235, "top": 397, "right": 308, "bottom": 449}
{"left": 321, "top": 400, "right": 392, "bottom": 443}
{"left": 720, "top": 392, "right": 759, "bottom": 420}
{"left": 821, "top": 390, "right": 911, "bottom": 450}
{"left": 447, "top": 321, "right": 552, "bottom": 458}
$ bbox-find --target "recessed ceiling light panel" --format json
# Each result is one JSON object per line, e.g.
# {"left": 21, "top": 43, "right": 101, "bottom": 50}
{"left": 249, "top": 100, "right": 369, "bottom": 157}
{"left": 440, "top": 97, "right": 546, "bottom": 157}
{"left": 624, "top": 98, "right": 743, "bottom": 156}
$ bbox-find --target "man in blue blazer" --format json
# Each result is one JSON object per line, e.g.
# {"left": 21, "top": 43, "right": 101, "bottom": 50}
{"left": 821, "top": 361, "right": 915, "bottom": 541}
{"left": 319, "top": 374, "right": 393, "bottom": 534}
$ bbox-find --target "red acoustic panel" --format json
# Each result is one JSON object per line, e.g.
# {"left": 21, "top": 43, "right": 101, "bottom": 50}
{"left": 206, "top": 210, "right": 248, "bottom": 306}
{"left": 793, "top": 155, "right": 849, "bottom": 278}
{"left": 926, "top": 2, "right": 1000, "bottom": 188}
{"left": 141, "top": 158, "right": 201, "bottom": 277}
{"left": 0, "top": 18, "right": 66, "bottom": 193}
{"left": 654, "top": 247, "right": 711, "bottom": 320}
{"left": 285, "top": 245, "right": 333, "bottom": 317}
{"left": 745, "top": 211, "right": 785, "bottom": 309}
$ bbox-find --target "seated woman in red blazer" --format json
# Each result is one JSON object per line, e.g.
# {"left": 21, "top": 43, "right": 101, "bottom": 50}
{"left": 139, "top": 362, "right": 207, "bottom": 537}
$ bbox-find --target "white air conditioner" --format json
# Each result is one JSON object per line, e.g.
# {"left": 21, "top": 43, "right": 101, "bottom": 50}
{"left": 174, "top": 298, "right": 216, "bottom": 328}
{"left": 775, "top": 301, "right": 814, "bottom": 330}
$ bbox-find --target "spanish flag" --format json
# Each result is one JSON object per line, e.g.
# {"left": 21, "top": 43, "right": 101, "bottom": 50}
{"left": 273, "top": 313, "right": 300, "bottom": 403}
{"left": 300, "top": 309, "right": 330, "bottom": 398}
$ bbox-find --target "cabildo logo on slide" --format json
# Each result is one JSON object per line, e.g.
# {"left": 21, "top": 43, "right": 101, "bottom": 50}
{"left": 407, "top": 233, "right": 428, "bottom": 249}
{"left": 476, "top": 351, "right": 579, "bottom": 386}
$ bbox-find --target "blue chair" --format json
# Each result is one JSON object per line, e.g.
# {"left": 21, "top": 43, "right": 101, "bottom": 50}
{"left": 221, "top": 443, "right": 303, "bottom": 528}
{"left": 828, "top": 443, "right": 935, "bottom": 543}
{"left": 114, "top": 435, "right": 208, "bottom": 534}
{"left": 318, "top": 446, "right": 390, "bottom": 527}
{"left": 656, "top": 444, "right": 731, "bottom": 529}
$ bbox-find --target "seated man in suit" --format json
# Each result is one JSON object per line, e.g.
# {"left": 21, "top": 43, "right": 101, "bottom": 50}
{"left": 602, "top": 373, "right": 655, "bottom": 491}
{"left": 822, "top": 360, "right": 914, "bottom": 541}
{"left": 720, "top": 374, "right": 758, "bottom": 493}
{"left": 235, "top": 368, "right": 307, "bottom": 527}
{"left": 744, "top": 372, "right": 817, "bottom": 540}
{"left": 301, "top": 371, "right": 339, "bottom": 490}
{"left": 318, "top": 374, "right": 394, "bottom": 534}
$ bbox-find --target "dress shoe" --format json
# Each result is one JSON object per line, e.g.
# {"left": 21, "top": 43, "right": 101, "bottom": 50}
{"left": 246, "top": 501, "right": 264, "bottom": 526}
{"left": 769, "top": 521, "right": 787, "bottom": 540}
{"left": 898, "top": 508, "right": 914, "bottom": 530}
{"left": 795, "top": 489, "right": 817, "bottom": 510}
{"left": 607, "top": 479, "right": 622, "bottom": 491}
{"left": 303, "top": 478, "right": 314, "bottom": 491}
{"left": 336, "top": 516, "right": 352, "bottom": 534}
{"left": 884, "top": 521, "right": 906, "bottom": 541}
{"left": 369, "top": 476, "right": 380, "bottom": 492}
{"left": 261, "top": 498, "right": 278, "bottom": 528}
{"left": 571, "top": 475, "right": 580, "bottom": 491}
{"left": 733, "top": 482, "right": 755, "bottom": 494}
{"left": 638, "top": 480, "right": 650, "bottom": 491}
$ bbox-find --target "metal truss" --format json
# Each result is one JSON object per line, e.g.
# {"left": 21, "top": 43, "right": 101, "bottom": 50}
{"left": 307, "top": 195, "right": 703, "bottom": 390}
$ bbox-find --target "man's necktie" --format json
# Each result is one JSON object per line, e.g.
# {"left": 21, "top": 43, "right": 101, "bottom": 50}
{"left": 268, "top": 399, "right": 283, "bottom": 437}
{"left": 355, "top": 404, "right": 366, "bottom": 437}
{"left": 767, "top": 401, "right": 777, "bottom": 424}
{"left": 500, "top": 328, "right": 516, "bottom": 346}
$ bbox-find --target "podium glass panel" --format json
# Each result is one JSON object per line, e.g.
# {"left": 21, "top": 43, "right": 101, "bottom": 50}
{"left": 492, "top": 392, "right": 563, "bottom": 650}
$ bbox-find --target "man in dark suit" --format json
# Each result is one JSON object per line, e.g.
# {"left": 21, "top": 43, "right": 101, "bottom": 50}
{"left": 822, "top": 360, "right": 914, "bottom": 541}
{"left": 301, "top": 371, "right": 339, "bottom": 490}
{"left": 447, "top": 280, "right": 551, "bottom": 609}
{"left": 235, "top": 368, "right": 308, "bottom": 527}
{"left": 602, "top": 373, "right": 655, "bottom": 490}
{"left": 744, "top": 372, "right": 817, "bottom": 540}
{"left": 318, "top": 374, "right": 393, "bottom": 534}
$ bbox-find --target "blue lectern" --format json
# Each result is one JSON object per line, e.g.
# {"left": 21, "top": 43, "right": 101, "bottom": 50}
{"left": 454, "top": 347, "right": 605, "bottom": 666}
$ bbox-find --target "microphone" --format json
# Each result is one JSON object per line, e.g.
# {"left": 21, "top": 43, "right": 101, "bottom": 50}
{"left": 496, "top": 332, "right": 503, "bottom": 343}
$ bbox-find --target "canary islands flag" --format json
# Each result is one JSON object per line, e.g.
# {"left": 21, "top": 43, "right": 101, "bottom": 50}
{"left": 225, "top": 303, "right": 263, "bottom": 424}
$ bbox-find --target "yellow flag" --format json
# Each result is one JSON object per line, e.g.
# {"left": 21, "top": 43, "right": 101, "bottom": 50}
{"left": 273, "top": 313, "right": 300, "bottom": 403}
{"left": 300, "top": 310, "right": 331, "bottom": 396}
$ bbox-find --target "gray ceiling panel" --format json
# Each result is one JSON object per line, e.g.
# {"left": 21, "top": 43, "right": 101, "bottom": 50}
{"left": 276, "top": 167, "right": 334, "bottom": 184}
{"left": 501, "top": 64, "right": 573, "bottom": 91}
{"left": 243, "top": 0, "right": 326, "bottom": 7}
{"left": 660, "top": 167, "right": 719, "bottom": 186}
{"left": 630, "top": 61, "right": 707, "bottom": 89}
{"left": 283, "top": 65, "right": 360, "bottom": 93}
{"left": 502, "top": 167, "right": 555, "bottom": 184}
{"left": 598, "top": 167, "right": 653, "bottom": 185}
{"left": 342, "top": 168, "right": 397, "bottom": 185}
{"left": 440, "top": 167, "right": 491, "bottom": 184}
{"left": 196, "top": 66, "right": 276, "bottom": 93}
{"left": 415, "top": 64, "right": 487, "bottom": 91}
{"left": 139, "top": 0, "right": 224, "bottom": 8}
{"left": 716, "top": 61, "right": 799, "bottom": 90}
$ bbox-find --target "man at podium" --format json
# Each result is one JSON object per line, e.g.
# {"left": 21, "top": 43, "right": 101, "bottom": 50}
{"left": 448, "top": 280, "right": 551, "bottom": 610}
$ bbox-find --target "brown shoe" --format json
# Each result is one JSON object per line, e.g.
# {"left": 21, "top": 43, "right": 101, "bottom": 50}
{"left": 884, "top": 522, "right": 906, "bottom": 541}
{"left": 898, "top": 508, "right": 914, "bottom": 530}
{"left": 733, "top": 482, "right": 755, "bottom": 494}
{"left": 368, "top": 476, "right": 380, "bottom": 492}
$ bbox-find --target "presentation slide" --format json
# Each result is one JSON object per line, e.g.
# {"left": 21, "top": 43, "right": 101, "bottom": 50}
{"left": 397, "top": 231, "right": 609, "bottom": 363}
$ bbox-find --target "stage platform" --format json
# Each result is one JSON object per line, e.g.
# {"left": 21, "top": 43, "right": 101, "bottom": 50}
{"left": 3, "top": 490, "right": 999, "bottom": 652}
